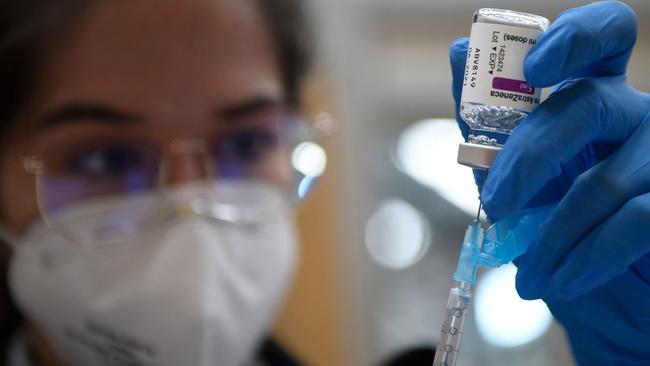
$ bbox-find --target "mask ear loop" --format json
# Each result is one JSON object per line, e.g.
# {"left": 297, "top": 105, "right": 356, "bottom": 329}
{"left": 7, "top": 156, "right": 79, "bottom": 269}
{"left": 26, "top": 156, "right": 92, "bottom": 253}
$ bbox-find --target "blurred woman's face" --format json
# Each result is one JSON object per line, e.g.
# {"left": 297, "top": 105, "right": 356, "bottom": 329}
{"left": 0, "top": 0, "right": 286, "bottom": 235}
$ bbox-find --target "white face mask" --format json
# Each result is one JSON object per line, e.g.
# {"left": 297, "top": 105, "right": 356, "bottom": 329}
{"left": 7, "top": 182, "right": 299, "bottom": 366}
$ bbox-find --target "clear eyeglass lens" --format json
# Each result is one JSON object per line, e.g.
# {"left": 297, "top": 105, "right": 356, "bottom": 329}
{"left": 31, "top": 115, "right": 327, "bottom": 234}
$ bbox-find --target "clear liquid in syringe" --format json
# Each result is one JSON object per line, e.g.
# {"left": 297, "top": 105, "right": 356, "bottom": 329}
{"left": 433, "top": 283, "right": 472, "bottom": 366}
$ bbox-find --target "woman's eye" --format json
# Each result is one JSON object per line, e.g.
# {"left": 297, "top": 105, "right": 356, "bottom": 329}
{"left": 67, "top": 146, "right": 142, "bottom": 178}
{"left": 216, "top": 130, "right": 278, "bottom": 163}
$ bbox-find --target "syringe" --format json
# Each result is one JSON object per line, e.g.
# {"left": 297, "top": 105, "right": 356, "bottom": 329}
{"left": 433, "top": 126, "right": 498, "bottom": 366}
{"left": 432, "top": 280, "right": 472, "bottom": 366}
{"left": 433, "top": 203, "right": 484, "bottom": 366}
{"left": 431, "top": 200, "right": 557, "bottom": 366}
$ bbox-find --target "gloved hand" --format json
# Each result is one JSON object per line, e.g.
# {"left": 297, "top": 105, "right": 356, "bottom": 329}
{"left": 450, "top": 1, "right": 650, "bottom": 365}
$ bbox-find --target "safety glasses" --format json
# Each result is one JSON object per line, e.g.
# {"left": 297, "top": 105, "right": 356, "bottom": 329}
{"left": 21, "top": 111, "right": 332, "bottom": 247}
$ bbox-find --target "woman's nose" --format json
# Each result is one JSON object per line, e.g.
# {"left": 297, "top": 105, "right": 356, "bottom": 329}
{"left": 161, "top": 139, "right": 212, "bottom": 186}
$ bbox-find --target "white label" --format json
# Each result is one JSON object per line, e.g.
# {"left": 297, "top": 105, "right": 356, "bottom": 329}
{"left": 461, "top": 22, "right": 543, "bottom": 112}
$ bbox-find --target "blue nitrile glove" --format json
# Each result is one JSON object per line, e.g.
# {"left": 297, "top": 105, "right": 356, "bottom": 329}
{"left": 450, "top": 1, "right": 650, "bottom": 365}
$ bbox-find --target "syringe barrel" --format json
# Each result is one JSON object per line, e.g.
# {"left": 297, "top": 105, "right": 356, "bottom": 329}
{"left": 433, "top": 284, "right": 472, "bottom": 366}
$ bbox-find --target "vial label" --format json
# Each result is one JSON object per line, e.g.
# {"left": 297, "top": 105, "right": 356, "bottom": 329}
{"left": 461, "top": 22, "right": 543, "bottom": 112}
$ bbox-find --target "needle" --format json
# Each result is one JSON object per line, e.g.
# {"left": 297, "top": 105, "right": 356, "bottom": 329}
{"left": 475, "top": 169, "right": 488, "bottom": 222}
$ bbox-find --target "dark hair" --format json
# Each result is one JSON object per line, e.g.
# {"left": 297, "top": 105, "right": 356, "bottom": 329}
{"left": 256, "top": 0, "right": 312, "bottom": 107}
{"left": 0, "top": 0, "right": 312, "bottom": 140}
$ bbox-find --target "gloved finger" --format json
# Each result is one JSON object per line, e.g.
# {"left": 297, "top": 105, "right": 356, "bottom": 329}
{"left": 481, "top": 77, "right": 650, "bottom": 220}
{"left": 525, "top": 1, "right": 637, "bottom": 88}
{"left": 543, "top": 260, "right": 650, "bottom": 365}
{"left": 450, "top": 37, "right": 469, "bottom": 139}
{"left": 514, "top": 115, "right": 650, "bottom": 300}
{"left": 547, "top": 193, "right": 650, "bottom": 301}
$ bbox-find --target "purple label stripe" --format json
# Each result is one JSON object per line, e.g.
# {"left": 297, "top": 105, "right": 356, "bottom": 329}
{"left": 492, "top": 77, "right": 536, "bottom": 95}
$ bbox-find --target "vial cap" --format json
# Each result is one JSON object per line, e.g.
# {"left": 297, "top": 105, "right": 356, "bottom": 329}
{"left": 457, "top": 142, "right": 502, "bottom": 170}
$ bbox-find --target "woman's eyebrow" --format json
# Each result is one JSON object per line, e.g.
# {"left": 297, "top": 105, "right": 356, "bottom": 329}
{"left": 39, "top": 103, "right": 143, "bottom": 128}
{"left": 217, "top": 96, "right": 285, "bottom": 122}
{"left": 39, "top": 96, "right": 284, "bottom": 128}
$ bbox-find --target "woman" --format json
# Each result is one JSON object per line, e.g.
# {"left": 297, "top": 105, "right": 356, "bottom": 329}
{"left": 0, "top": 0, "right": 312, "bottom": 365}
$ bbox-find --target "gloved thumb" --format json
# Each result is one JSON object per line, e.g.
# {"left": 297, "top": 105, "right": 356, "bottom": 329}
{"left": 450, "top": 37, "right": 469, "bottom": 139}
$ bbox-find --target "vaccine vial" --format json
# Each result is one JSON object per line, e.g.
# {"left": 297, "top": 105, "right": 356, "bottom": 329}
{"left": 457, "top": 9, "right": 549, "bottom": 169}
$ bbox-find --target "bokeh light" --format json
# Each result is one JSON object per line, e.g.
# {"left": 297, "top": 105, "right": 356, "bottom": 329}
{"left": 475, "top": 264, "right": 553, "bottom": 348}
{"left": 292, "top": 142, "right": 328, "bottom": 178}
{"left": 365, "top": 198, "right": 431, "bottom": 270}
{"left": 395, "top": 119, "right": 481, "bottom": 217}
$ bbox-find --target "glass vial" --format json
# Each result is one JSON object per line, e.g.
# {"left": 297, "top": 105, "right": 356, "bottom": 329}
{"left": 460, "top": 9, "right": 550, "bottom": 145}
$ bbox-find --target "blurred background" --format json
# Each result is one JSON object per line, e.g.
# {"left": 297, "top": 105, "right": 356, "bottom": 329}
{"left": 271, "top": 1, "right": 650, "bottom": 365}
